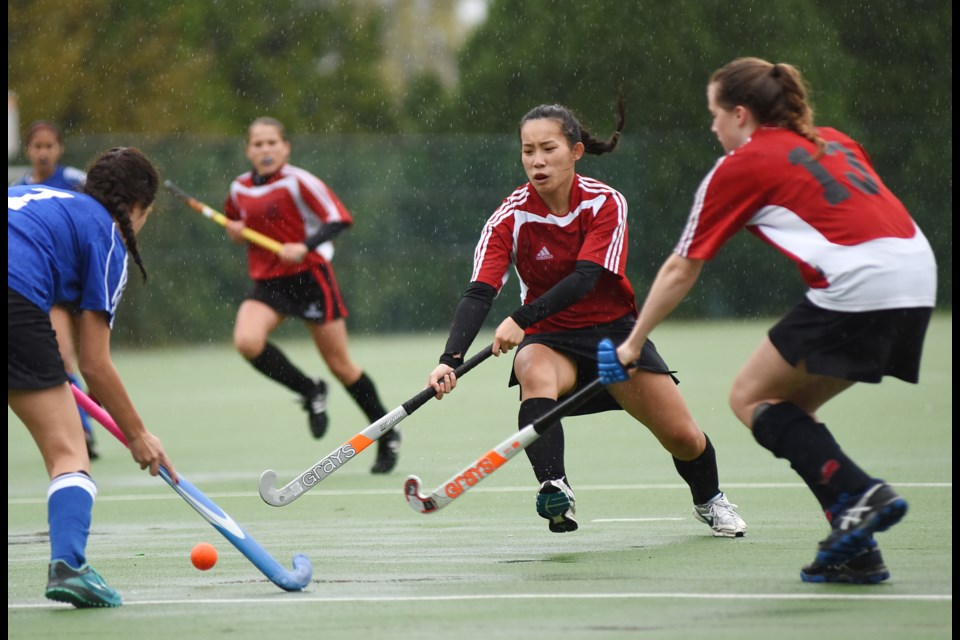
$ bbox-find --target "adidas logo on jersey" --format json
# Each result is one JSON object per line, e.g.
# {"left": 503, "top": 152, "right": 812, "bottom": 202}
{"left": 535, "top": 246, "right": 554, "bottom": 261}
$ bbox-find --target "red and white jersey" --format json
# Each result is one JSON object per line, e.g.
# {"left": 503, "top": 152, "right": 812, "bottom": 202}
{"left": 472, "top": 174, "right": 637, "bottom": 334}
{"left": 677, "top": 127, "right": 936, "bottom": 312}
{"left": 224, "top": 163, "right": 353, "bottom": 280}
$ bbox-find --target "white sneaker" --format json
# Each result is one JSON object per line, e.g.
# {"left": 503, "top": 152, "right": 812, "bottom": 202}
{"left": 693, "top": 492, "right": 747, "bottom": 538}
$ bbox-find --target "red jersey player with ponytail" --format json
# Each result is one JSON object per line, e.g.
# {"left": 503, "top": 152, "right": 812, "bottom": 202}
{"left": 223, "top": 117, "right": 399, "bottom": 474}
{"left": 601, "top": 57, "right": 937, "bottom": 584}
{"left": 426, "top": 100, "right": 746, "bottom": 537}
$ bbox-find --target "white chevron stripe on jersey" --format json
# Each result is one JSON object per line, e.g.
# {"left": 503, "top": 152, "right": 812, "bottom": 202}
{"left": 581, "top": 175, "right": 628, "bottom": 271}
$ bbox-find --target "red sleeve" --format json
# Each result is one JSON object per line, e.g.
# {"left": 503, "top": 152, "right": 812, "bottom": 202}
{"left": 675, "top": 154, "right": 764, "bottom": 260}
{"left": 223, "top": 186, "right": 239, "bottom": 221}
{"left": 577, "top": 188, "right": 628, "bottom": 276}
{"left": 223, "top": 174, "right": 250, "bottom": 222}
{"left": 470, "top": 208, "right": 515, "bottom": 293}
{"left": 296, "top": 171, "right": 353, "bottom": 227}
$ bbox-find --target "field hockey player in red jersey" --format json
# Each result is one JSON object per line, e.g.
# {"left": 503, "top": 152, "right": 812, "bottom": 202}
{"left": 223, "top": 117, "right": 400, "bottom": 474}
{"left": 9, "top": 147, "right": 178, "bottom": 607}
{"left": 600, "top": 57, "right": 937, "bottom": 584}
{"left": 427, "top": 99, "right": 747, "bottom": 537}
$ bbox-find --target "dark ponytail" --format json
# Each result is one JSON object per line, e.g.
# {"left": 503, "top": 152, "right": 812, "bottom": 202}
{"left": 519, "top": 95, "right": 626, "bottom": 156}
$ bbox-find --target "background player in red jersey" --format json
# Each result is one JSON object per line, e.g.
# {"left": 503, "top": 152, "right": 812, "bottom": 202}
{"left": 223, "top": 117, "right": 399, "bottom": 474}
{"left": 426, "top": 100, "right": 746, "bottom": 537}
{"left": 602, "top": 57, "right": 937, "bottom": 583}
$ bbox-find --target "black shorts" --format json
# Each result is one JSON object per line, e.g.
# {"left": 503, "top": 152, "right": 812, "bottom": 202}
{"left": 248, "top": 264, "right": 349, "bottom": 324}
{"left": 508, "top": 314, "right": 679, "bottom": 416}
{"left": 8, "top": 288, "right": 69, "bottom": 390}
{"left": 768, "top": 298, "right": 933, "bottom": 383}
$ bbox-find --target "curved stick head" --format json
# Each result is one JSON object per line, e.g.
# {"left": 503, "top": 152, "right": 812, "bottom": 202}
{"left": 272, "top": 553, "right": 313, "bottom": 592}
{"left": 258, "top": 469, "right": 290, "bottom": 507}
{"left": 403, "top": 475, "right": 438, "bottom": 514}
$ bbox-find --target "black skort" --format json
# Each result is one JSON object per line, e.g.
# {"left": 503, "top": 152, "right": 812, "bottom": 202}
{"left": 248, "top": 264, "right": 348, "bottom": 323}
{"left": 8, "top": 288, "right": 69, "bottom": 390}
{"left": 768, "top": 298, "right": 933, "bottom": 384}
{"left": 509, "top": 314, "right": 679, "bottom": 416}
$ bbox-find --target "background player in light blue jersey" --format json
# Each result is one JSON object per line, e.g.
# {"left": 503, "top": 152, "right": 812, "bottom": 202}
{"left": 8, "top": 147, "right": 178, "bottom": 609}
{"left": 11, "top": 120, "right": 87, "bottom": 190}
{"left": 11, "top": 120, "right": 100, "bottom": 459}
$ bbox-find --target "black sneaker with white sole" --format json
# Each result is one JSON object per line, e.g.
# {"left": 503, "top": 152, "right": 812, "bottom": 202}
{"left": 302, "top": 380, "right": 329, "bottom": 439}
{"left": 370, "top": 428, "right": 401, "bottom": 474}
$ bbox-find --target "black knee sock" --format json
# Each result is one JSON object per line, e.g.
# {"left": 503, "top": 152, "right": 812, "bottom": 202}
{"left": 519, "top": 398, "right": 567, "bottom": 485}
{"left": 752, "top": 402, "right": 872, "bottom": 511}
{"left": 673, "top": 434, "right": 721, "bottom": 505}
{"left": 248, "top": 342, "right": 315, "bottom": 397}
{"left": 345, "top": 372, "right": 387, "bottom": 422}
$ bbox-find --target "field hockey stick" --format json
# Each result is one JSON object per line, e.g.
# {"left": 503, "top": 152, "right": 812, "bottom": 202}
{"left": 259, "top": 344, "right": 496, "bottom": 507}
{"left": 163, "top": 180, "right": 285, "bottom": 255}
{"left": 404, "top": 377, "right": 605, "bottom": 514}
{"left": 70, "top": 384, "right": 313, "bottom": 592}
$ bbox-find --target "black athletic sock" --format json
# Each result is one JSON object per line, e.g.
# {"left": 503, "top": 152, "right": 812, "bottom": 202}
{"left": 673, "top": 433, "right": 721, "bottom": 505}
{"left": 519, "top": 398, "right": 567, "bottom": 485}
{"left": 248, "top": 342, "right": 316, "bottom": 397}
{"left": 345, "top": 372, "right": 387, "bottom": 422}
{"left": 752, "top": 402, "right": 872, "bottom": 511}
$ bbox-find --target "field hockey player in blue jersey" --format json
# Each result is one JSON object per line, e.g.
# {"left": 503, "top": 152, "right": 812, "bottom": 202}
{"left": 11, "top": 120, "right": 101, "bottom": 460}
{"left": 8, "top": 147, "right": 178, "bottom": 608}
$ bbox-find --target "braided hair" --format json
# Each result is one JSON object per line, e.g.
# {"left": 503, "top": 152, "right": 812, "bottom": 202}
{"left": 81, "top": 147, "right": 159, "bottom": 282}
{"left": 710, "top": 57, "right": 824, "bottom": 157}
{"left": 518, "top": 96, "right": 626, "bottom": 155}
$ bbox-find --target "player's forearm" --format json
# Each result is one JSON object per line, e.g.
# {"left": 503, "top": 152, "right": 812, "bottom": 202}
{"left": 304, "top": 221, "right": 348, "bottom": 250}
{"left": 80, "top": 363, "right": 148, "bottom": 444}
{"left": 509, "top": 260, "right": 602, "bottom": 329}
{"left": 440, "top": 281, "right": 495, "bottom": 366}
{"left": 76, "top": 310, "right": 149, "bottom": 443}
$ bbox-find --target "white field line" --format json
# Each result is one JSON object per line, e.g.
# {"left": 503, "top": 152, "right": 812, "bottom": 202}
{"left": 9, "top": 591, "right": 951, "bottom": 610}
{"left": 6, "top": 482, "right": 951, "bottom": 505}
{"left": 592, "top": 517, "right": 687, "bottom": 522}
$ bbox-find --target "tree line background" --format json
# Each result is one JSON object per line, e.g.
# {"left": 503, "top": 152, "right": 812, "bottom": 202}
{"left": 9, "top": 0, "right": 952, "bottom": 346}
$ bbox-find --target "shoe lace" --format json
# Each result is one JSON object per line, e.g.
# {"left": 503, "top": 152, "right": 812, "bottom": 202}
{"left": 828, "top": 482, "right": 885, "bottom": 530}
{"left": 709, "top": 497, "right": 742, "bottom": 524}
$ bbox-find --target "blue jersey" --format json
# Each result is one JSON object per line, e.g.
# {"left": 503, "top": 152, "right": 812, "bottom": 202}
{"left": 11, "top": 165, "right": 87, "bottom": 191}
{"left": 8, "top": 185, "right": 129, "bottom": 327}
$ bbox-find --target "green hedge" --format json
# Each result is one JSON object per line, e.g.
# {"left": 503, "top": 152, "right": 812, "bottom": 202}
{"left": 43, "top": 131, "right": 950, "bottom": 346}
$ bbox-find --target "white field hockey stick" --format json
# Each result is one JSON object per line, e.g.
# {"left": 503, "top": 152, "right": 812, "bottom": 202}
{"left": 164, "top": 180, "right": 288, "bottom": 255}
{"left": 259, "top": 344, "right": 496, "bottom": 507}
{"left": 404, "top": 377, "right": 606, "bottom": 514}
{"left": 71, "top": 384, "right": 313, "bottom": 592}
